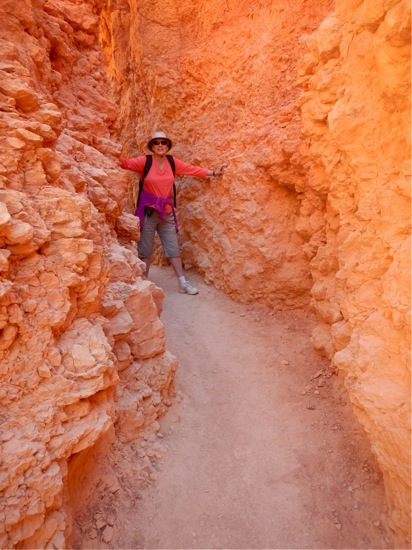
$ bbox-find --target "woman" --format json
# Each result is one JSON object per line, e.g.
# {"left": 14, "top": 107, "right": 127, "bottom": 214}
{"left": 121, "top": 131, "right": 227, "bottom": 295}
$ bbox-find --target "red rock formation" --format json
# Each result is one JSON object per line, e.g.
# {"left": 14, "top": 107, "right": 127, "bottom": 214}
{"left": 0, "top": 0, "right": 410, "bottom": 546}
{"left": 0, "top": 0, "right": 175, "bottom": 547}
{"left": 298, "top": 0, "right": 411, "bottom": 541}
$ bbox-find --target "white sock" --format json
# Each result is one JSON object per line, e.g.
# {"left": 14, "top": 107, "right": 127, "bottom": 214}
{"left": 178, "top": 276, "right": 186, "bottom": 284}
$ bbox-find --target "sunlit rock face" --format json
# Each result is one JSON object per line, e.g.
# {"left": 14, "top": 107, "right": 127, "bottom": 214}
{"left": 0, "top": 0, "right": 175, "bottom": 547}
{"left": 102, "top": 0, "right": 410, "bottom": 543}
{"left": 298, "top": 0, "right": 411, "bottom": 541}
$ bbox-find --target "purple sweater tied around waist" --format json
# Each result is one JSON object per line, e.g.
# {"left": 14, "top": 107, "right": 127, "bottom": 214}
{"left": 135, "top": 189, "right": 179, "bottom": 232}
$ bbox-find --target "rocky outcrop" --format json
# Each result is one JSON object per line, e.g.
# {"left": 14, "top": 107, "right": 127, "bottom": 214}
{"left": 0, "top": 0, "right": 175, "bottom": 547}
{"left": 298, "top": 0, "right": 411, "bottom": 541}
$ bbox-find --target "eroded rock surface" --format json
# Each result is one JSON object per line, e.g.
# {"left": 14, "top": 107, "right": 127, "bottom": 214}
{"left": 0, "top": 0, "right": 410, "bottom": 546}
{"left": 298, "top": 0, "right": 411, "bottom": 540}
{"left": 0, "top": 0, "right": 175, "bottom": 547}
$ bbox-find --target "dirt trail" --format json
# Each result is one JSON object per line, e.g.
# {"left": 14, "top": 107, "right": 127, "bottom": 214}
{"left": 76, "top": 266, "right": 397, "bottom": 550}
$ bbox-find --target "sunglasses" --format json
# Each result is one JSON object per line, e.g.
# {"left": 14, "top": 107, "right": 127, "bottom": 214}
{"left": 152, "top": 140, "right": 168, "bottom": 146}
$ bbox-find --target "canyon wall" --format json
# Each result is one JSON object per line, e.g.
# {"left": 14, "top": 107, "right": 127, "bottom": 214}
{"left": 0, "top": 0, "right": 176, "bottom": 547}
{"left": 0, "top": 0, "right": 410, "bottom": 546}
{"left": 298, "top": 0, "right": 411, "bottom": 540}
{"left": 102, "top": 0, "right": 410, "bottom": 542}
{"left": 100, "top": 0, "right": 334, "bottom": 309}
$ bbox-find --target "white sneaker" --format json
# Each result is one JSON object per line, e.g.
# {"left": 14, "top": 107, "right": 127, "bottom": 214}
{"left": 178, "top": 280, "right": 199, "bottom": 295}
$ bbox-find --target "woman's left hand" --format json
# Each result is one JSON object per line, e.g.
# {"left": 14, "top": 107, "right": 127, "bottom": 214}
{"left": 214, "top": 163, "right": 228, "bottom": 176}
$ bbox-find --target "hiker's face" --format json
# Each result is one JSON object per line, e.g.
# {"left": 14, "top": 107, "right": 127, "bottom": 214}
{"left": 152, "top": 140, "right": 168, "bottom": 155}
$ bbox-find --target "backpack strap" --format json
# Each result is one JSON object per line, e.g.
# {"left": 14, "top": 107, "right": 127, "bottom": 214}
{"left": 137, "top": 154, "right": 153, "bottom": 207}
{"left": 166, "top": 154, "right": 177, "bottom": 207}
{"left": 137, "top": 154, "right": 176, "bottom": 207}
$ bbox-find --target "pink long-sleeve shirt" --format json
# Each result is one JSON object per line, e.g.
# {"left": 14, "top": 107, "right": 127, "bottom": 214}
{"left": 120, "top": 155, "right": 208, "bottom": 212}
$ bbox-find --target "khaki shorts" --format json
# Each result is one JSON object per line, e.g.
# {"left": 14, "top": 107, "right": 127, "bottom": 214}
{"left": 138, "top": 212, "right": 180, "bottom": 258}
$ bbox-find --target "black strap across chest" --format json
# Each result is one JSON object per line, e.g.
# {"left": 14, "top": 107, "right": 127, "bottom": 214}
{"left": 137, "top": 154, "right": 176, "bottom": 207}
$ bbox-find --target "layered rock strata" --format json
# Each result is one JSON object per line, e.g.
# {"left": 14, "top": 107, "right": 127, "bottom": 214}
{"left": 0, "top": 0, "right": 175, "bottom": 547}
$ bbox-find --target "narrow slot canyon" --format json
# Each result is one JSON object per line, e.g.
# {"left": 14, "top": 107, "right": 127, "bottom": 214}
{"left": 0, "top": 0, "right": 410, "bottom": 548}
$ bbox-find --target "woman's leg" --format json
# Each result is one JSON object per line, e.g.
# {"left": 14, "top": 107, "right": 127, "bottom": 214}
{"left": 140, "top": 257, "right": 151, "bottom": 277}
{"left": 138, "top": 213, "right": 157, "bottom": 277}
{"left": 169, "top": 256, "right": 183, "bottom": 278}
{"left": 157, "top": 215, "right": 181, "bottom": 277}
{"left": 157, "top": 215, "right": 198, "bottom": 294}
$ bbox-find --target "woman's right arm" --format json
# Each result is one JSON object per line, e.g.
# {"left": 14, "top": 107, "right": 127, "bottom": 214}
{"left": 120, "top": 156, "right": 145, "bottom": 172}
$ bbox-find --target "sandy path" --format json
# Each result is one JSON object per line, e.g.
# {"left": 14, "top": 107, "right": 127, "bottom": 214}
{"left": 76, "top": 266, "right": 396, "bottom": 549}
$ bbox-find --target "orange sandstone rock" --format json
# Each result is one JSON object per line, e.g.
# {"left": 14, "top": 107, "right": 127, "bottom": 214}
{"left": 0, "top": 0, "right": 176, "bottom": 547}
{"left": 0, "top": 0, "right": 410, "bottom": 546}
{"left": 298, "top": 0, "right": 411, "bottom": 542}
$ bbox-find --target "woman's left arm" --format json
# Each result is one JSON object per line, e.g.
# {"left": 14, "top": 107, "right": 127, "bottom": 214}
{"left": 174, "top": 158, "right": 228, "bottom": 178}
